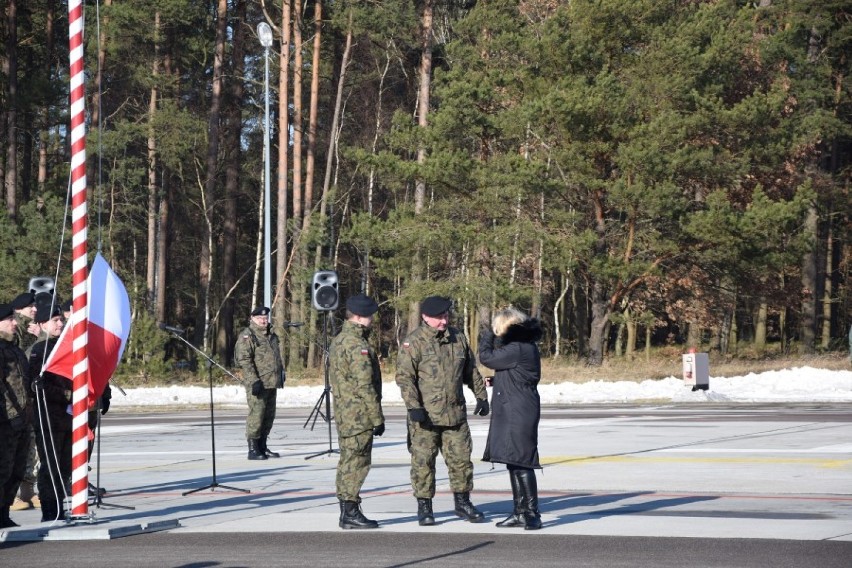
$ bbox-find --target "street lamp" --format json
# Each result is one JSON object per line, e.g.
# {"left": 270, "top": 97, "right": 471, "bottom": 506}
{"left": 257, "top": 22, "right": 273, "bottom": 313}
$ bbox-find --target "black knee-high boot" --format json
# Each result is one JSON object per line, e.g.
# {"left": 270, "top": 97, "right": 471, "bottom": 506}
{"left": 496, "top": 468, "right": 524, "bottom": 527}
{"left": 515, "top": 469, "right": 542, "bottom": 530}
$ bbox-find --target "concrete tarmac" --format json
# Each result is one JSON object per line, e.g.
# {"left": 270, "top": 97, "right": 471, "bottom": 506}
{"left": 2, "top": 403, "right": 851, "bottom": 566}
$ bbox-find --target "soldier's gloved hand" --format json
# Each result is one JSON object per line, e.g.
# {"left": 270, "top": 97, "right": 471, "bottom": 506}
{"left": 408, "top": 408, "right": 427, "bottom": 423}
{"left": 474, "top": 398, "right": 490, "bottom": 416}
{"left": 372, "top": 423, "right": 385, "bottom": 437}
{"left": 251, "top": 380, "right": 264, "bottom": 397}
{"left": 31, "top": 376, "right": 44, "bottom": 392}
{"left": 100, "top": 397, "right": 110, "bottom": 415}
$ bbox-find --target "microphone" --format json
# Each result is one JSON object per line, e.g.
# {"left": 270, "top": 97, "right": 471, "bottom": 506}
{"left": 159, "top": 322, "right": 185, "bottom": 334}
{"left": 282, "top": 321, "right": 304, "bottom": 328}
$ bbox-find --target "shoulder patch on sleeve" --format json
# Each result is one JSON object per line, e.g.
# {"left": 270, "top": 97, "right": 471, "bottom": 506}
{"left": 402, "top": 342, "right": 410, "bottom": 349}
{"left": 360, "top": 349, "right": 369, "bottom": 356}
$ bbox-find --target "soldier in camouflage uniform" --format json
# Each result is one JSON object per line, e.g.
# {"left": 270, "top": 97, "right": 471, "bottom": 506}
{"left": 234, "top": 306, "right": 285, "bottom": 460}
{"left": 395, "top": 296, "right": 490, "bottom": 526}
{"left": 11, "top": 292, "right": 39, "bottom": 353}
{"left": 9, "top": 292, "right": 40, "bottom": 512}
{"left": 328, "top": 294, "right": 384, "bottom": 529}
{"left": 0, "top": 303, "right": 32, "bottom": 528}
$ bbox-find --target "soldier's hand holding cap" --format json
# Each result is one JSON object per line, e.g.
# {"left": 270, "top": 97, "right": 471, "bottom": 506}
{"left": 251, "top": 380, "right": 264, "bottom": 397}
{"left": 372, "top": 423, "right": 385, "bottom": 437}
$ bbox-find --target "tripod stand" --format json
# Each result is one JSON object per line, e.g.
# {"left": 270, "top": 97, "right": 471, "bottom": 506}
{"left": 304, "top": 312, "right": 337, "bottom": 459}
{"left": 90, "top": 394, "right": 134, "bottom": 510}
{"left": 165, "top": 330, "right": 249, "bottom": 496}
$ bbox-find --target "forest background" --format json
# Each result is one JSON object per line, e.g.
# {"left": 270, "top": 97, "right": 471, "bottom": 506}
{"left": 1, "top": 0, "right": 850, "bottom": 385}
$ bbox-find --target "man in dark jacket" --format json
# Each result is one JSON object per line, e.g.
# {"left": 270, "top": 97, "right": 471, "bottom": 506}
{"left": 28, "top": 303, "right": 70, "bottom": 522}
{"left": 395, "top": 296, "right": 489, "bottom": 526}
{"left": 0, "top": 303, "right": 32, "bottom": 528}
{"left": 328, "top": 294, "right": 383, "bottom": 529}
{"left": 234, "top": 306, "right": 285, "bottom": 460}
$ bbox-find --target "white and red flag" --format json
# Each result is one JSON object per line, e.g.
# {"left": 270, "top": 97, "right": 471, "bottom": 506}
{"left": 44, "top": 253, "right": 131, "bottom": 405}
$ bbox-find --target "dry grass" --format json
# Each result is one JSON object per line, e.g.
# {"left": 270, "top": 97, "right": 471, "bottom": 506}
{"left": 540, "top": 352, "right": 851, "bottom": 384}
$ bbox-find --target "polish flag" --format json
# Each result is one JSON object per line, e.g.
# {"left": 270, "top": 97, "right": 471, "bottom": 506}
{"left": 44, "top": 253, "right": 131, "bottom": 404}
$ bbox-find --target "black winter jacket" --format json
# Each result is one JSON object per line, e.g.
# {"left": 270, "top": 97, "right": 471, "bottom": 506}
{"left": 478, "top": 319, "right": 542, "bottom": 469}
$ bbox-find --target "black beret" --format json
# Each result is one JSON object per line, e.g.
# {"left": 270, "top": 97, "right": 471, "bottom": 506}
{"left": 0, "top": 303, "right": 13, "bottom": 320}
{"left": 35, "top": 302, "right": 62, "bottom": 323}
{"left": 251, "top": 306, "right": 270, "bottom": 316}
{"left": 420, "top": 296, "right": 452, "bottom": 317}
{"left": 345, "top": 294, "right": 379, "bottom": 317}
{"left": 61, "top": 299, "right": 73, "bottom": 312}
{"left": 11, "top": 292, "right": 35, "bottom": 310}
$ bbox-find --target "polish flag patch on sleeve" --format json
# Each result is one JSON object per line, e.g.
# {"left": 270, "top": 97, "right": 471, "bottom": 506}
{"left": 360, "top": 349, "right": 369, "bottom": 355}
{"left": 402, "top": 342, "right": 410, "bottom": 349}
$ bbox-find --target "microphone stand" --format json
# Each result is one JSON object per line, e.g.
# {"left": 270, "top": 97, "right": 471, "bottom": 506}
{"left": 90, "top": 396, "right": 134, "bottom": 510}
{"left": 304, "top": 311, "right": 337, "bottom": 459}
{"left": 164, "top": 329, "right": 249, "bottom": 496}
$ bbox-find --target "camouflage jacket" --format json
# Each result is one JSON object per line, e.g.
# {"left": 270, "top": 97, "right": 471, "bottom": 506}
{"left": 234, "top": 323, "right": 285, "bottom": 389}
{"left": 15, "top": 313, "right": 37, "bottom": 353}
{"left": 395, "top": 324, "right": 486, "bottom": 427}
{"left": 328, "top": 320, "right": 383, "bottom": 437}
{"left": 1, "top": 332, "right": 31, "bottom": 429}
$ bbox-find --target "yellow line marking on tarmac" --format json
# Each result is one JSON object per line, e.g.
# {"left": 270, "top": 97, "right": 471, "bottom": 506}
{"left": 541, "top": 455, "right": 852, "bottom": 469}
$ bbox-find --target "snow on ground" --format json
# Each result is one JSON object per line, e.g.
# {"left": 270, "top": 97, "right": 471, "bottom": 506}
{"left": 109, "top": 366, "right": 852, "bottom": 408}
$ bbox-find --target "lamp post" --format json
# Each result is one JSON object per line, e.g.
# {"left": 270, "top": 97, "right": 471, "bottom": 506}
{"left": 257, "top": 22, "right": 273, "bottom": 313}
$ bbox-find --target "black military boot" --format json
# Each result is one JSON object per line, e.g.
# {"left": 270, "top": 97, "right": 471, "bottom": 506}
{"left": 416, "top": 498, "right": 435, "bottom": 526}
{"left": 453, "top": 492, "right": 485, "bottom": 523}
{"left": 516, "top": 469, "right": 542, "bottom": 530}
{"left": 260, "top": 436, "right": 280, "bottom": 458}
{"left": 0, "top": 506, "right": 18, "bottom": 528}
{"left": 496, "top": 469, "right": 524, "bottom": 528}
{"left": 247, "top": 439, "right": 267, "bottom": 460}
{"left": 339, "top": 500, "right": 379, "bottom": 529}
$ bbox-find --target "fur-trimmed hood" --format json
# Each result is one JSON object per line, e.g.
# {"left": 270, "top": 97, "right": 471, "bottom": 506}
{"left": 500, "top": 318, "right": 542, "bottom": 344}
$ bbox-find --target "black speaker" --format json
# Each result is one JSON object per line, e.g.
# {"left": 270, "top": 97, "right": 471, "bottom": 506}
{"left": 311, "top": 270, "right": 339, "bottom": 311}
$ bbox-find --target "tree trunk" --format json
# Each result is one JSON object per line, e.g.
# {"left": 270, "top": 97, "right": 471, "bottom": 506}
{"left": 304, "top": 1, "right": 323, "bottom": 369}
{"left": 195, "top": 0, "right": 228, "bottom": 347}
{"left": 37, "top": 0, "right": 57, "bottom": 195}
{"left": 274, "top": 1, "right": 292, "bottom": 331}
{"left": 288, "top": 3, "right": 306, "bottom": 369}
{"left": 588, "top": 277, "right": 610, "bottom": 366}
{"left": 407, "top": 0, "right": 435, "bottom": 334}
{"left": 820, "top": 222, "right": 833, "bottom": 350}
{"left": 755, "top": 296, "right": 768, "bottom": 354}
{"left": 218, "top": 0, "right": 246, "bottom": 365}
{"left": 146, "top": 11, "right": 161, "bottom": 313}
{"left": 5, "top": 0, "right": 18, "bottom": 218}
{"left": 800, "top": 204, "right": 818, "bottom": 353}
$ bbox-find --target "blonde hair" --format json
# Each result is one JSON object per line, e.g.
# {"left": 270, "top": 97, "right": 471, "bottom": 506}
{"left": 491, "top": 307, "right": 528, "bottom": 337}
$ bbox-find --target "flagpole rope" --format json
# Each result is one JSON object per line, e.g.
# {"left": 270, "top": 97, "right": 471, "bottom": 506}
{"left": 68, "top": 0, "right": 90, "bottom": 519}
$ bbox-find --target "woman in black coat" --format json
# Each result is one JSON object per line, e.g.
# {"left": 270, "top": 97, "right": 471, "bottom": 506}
{"left": 478, "top": 307, "right": 542, "bottom": 530}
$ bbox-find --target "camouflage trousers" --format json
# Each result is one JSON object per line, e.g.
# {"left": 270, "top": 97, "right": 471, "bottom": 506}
{"left": 0, "top": 423, "right": 30, "bottom": 508}
{"left": 245, "top": 387, "right": 277, "bottom": 440}
{"left": 335, "top": 429, "right": 374, "bottom": 502}
{"left": 407, "top": 419, "right": 473, "bottom": 498}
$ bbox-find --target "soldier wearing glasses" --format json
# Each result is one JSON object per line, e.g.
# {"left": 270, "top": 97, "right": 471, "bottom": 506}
{"left": 235, "top": 306, "right": 285, "bottom": 460}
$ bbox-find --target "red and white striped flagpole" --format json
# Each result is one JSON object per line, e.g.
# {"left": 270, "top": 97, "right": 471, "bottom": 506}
{"left": 68, "top": 0, "right": 90, "bottom": 519}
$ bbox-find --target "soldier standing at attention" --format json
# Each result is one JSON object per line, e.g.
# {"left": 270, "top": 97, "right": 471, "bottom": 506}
{"left": 0, "top": 303, "right": 31, "bottom": 528}
{"left": 395, "top": 296, "right": 490, "bottom": 526}
{"left": 234, "top": 306, "right": 285, "bottom": 461}
{"left": 328, "top": 294, "right": 384, "bottom": 529}
{"left": 11, "top": 292, "right": 39, "bottom": 354}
